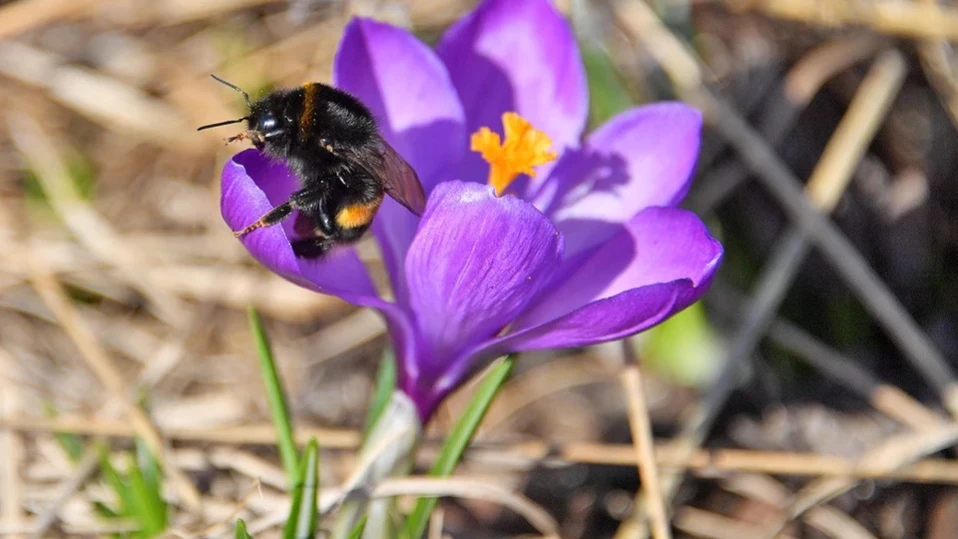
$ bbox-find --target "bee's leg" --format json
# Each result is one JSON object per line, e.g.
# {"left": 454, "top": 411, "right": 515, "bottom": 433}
{"left": 291, "top": 236, "right": 336, "bottom": 259}
{"left": 290, "top": 189, "right": 335, "bottom": 235}
{"left": 234, "top": 187, "right": 327, "bottom": 239}
{"left": 233, "top": 201, "right": 293, "bottom": 238}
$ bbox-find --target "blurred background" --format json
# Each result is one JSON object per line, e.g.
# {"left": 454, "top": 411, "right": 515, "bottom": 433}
{"left": 2, "top": 0, "right": 958, "bottom": 537}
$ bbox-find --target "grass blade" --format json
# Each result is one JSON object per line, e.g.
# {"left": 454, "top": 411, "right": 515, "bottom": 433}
{"left": 127, "top": 452, "right": 167, "bottom": 537}
{"left": 284, "top": 437, "right": 319, "bottom": 539}
{"left": 364, "top": 350, "right": 397, "bottom": 438}
{"left": 98, "top": 446, "right": 134, "bottom": 519}
{"left": 235, "top": 518, "right": 253, "bottom": 539}
{"left": 348, "top": 515, "right": 368, "bottom": 539}
{"left": 579, "top": 38, "right": 634, "bottom": 129}
{"left": 401, "top": 356, "right": 515, "bottom": 539}
{"left": 247, "top": 305, "right": 299, "bottom": 486}
{"left": 44, "top": 403, "right": 85, "bottom": 462}
{"left": 135, "top": 438, "right": 163, "bottom": 507}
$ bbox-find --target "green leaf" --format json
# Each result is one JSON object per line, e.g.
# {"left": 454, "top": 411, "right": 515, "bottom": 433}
{"left": 126, "top": 452, "right": 167, "bottom": 537}
{"left": 23, "top": 152, "right": 96, "bottom": 205}
{"left": 348, "top": 515, "right": 368, "bottom": 539}
{"left": 43, "top": 402, "right": 85, "bottom": 462}
{"left": 401, "top": 356, "right": 515, "bottom": 539}
{"left": 98, "top": 447, "right": 134, "bottom": 519}
{"left": 53, "top": 429, "right": 85, "bottom": 463}
{"left": 248, "top": 306, "right": 299, "bottom": 486}
{"left": 364, "top": 350, "right": 397, "bottom": 438}
{"left": 235, "top": 518, "right": 254, "bottom": 539}
{"left": 642, "top": 301, "right": 722, "bottom": 387}
{"left": 135, "top": 438, "right": 163, "bottom": 504}
{"left": 579, "top": 38, "right": 634, "bottom": 129}
{"left": 284, "top": 438, "right": 319, "bottom": 539}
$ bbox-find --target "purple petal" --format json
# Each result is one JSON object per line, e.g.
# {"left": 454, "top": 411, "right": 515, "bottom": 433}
{"left": 532, "top": 103, "right": 703, "bottom": 256}
{"left": 489, "top": 207, "right": 722, "bottom": 351}
{"left": 220, "top": 149, "right": 381, "bottom": 304}
{"left": 400, "top": 181, "right": 563, "bottom": 399}
{"left": 437, "top": 0, "right": 588, "bottom": 184}
{"left": 334, "top": 18, "right": 466, "bottom": 305}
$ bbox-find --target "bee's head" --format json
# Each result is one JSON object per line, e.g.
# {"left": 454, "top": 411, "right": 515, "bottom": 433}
{"left": 196, "top": 75, "right": 292, "bottom": 156}
{"left": 246, "top": 95, "right": 292, "bottom": 154}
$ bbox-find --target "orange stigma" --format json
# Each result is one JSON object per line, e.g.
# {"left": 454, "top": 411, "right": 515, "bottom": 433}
{"left": 470, "top": 112, "right": 558, "bottom": 196}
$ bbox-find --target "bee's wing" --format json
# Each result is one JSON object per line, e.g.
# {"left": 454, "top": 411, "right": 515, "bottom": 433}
{"left": 353, "top": 141, "right": 426, "bottom": 216}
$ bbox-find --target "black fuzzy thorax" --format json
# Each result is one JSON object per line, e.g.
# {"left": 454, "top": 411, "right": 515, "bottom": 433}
{"left": 246, "top": 83, "right": 384, "bottom": 211}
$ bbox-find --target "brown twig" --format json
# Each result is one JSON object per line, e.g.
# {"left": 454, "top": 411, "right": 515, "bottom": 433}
{"left": 722, "top": 475, "right": 876, "bottom": 539}
{"left": 8, "top": 416, "right": 958, "bottom": 485}
{"left": 428, "top": 507, "right": 445, "bottom": 539}
{"left": 364, "top": 476, "right": 561, "bottom": 539}
{"left": 914, "top": 0, "right": 958, "bottom": 128}
{"left": 0, "top": 348, "right": 24, "bottom": 539}
{"left": 674, "top": 506, "right": 768, "bottom": 539}
{"left": 247, "top": 475, "right": 559, "bottom": 538}
{"left": 727, "top": 0, "right": 958, "bottom": 41}
{"left": 0, "top": 415, "right": 362, "bottom": 447}
{"left": 805, "top": 49, "right": 908, "bottom": 210}
{"left": 766, "top": 424, "right": 958, "bottom": 538}
{"left": 621, "top": 342, "right": 672, "bottom": 539}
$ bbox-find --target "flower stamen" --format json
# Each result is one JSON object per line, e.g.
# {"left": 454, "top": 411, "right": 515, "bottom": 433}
{"left": 470, "top": 112, "right": 558, "bottom": 196}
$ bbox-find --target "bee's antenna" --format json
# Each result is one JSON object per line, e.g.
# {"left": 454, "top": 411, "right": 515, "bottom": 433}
{"left": 196, "top": 117, "right": 248, "bottom": 131}
{"left": 210, "top": 74, "right": 251, "bottom": 107}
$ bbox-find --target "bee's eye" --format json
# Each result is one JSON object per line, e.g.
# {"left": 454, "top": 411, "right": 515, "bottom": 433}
{"left": 257, "top": 113, "right": 279, "bottom": 132}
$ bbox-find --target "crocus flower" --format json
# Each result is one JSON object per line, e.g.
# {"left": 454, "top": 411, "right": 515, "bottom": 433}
{"left": 220, "top": 0, "right": 723, "bottom": 422}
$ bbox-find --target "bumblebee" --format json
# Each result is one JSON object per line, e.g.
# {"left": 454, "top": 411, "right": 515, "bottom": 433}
{"left": 198, "top": 75, "right": 425, "bottom": 259}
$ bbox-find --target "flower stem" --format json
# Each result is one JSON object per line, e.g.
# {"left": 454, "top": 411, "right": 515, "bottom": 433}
{"left": 330, "top": 391, "right": 421, "bottom": 539}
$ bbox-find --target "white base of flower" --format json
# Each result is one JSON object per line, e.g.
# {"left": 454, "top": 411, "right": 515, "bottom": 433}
{"left": 331, "top": 391, "right": 422, "bottom": 539}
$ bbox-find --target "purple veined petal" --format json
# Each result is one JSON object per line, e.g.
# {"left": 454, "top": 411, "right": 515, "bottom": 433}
{"left": 531, "top": 102, "right": 703, "bottom": 257}
{"left": 437, "top": 0, "right": 588, "bottom": 184}
{"left": 398, "top": 180, "right": 563, "bottom": 415}
{"left": 221, "top": 149, "right": 382, "bottom": 304}
{"left": 479, "top": 206, "right": 722, "bottom": 353}
{"left": 334, "top": 17, "right": 466, "bottom": 306}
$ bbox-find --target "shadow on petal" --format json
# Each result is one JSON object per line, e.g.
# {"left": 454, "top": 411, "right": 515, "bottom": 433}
{"left": 525, "top": 148, "right": 631, "bottom": 254}
{"left": 537, "top": 103, "right": 703, "bottom": 257}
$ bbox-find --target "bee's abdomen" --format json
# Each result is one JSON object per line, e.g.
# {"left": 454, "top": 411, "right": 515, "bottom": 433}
{"left": 335, "top": 193, "right": 384, "bottom": 229}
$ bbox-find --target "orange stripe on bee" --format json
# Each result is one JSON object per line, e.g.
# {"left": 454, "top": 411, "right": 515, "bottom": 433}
{"left": 299, "top": 83, "right": 317, "bottom": 140}
{"left": 336, "top": 195, "right": 384, "bottom": 229}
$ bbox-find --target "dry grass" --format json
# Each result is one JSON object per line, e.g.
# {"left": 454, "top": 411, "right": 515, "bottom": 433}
{"left": 2, "top": 0, "right": 958, "bottom": 537}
